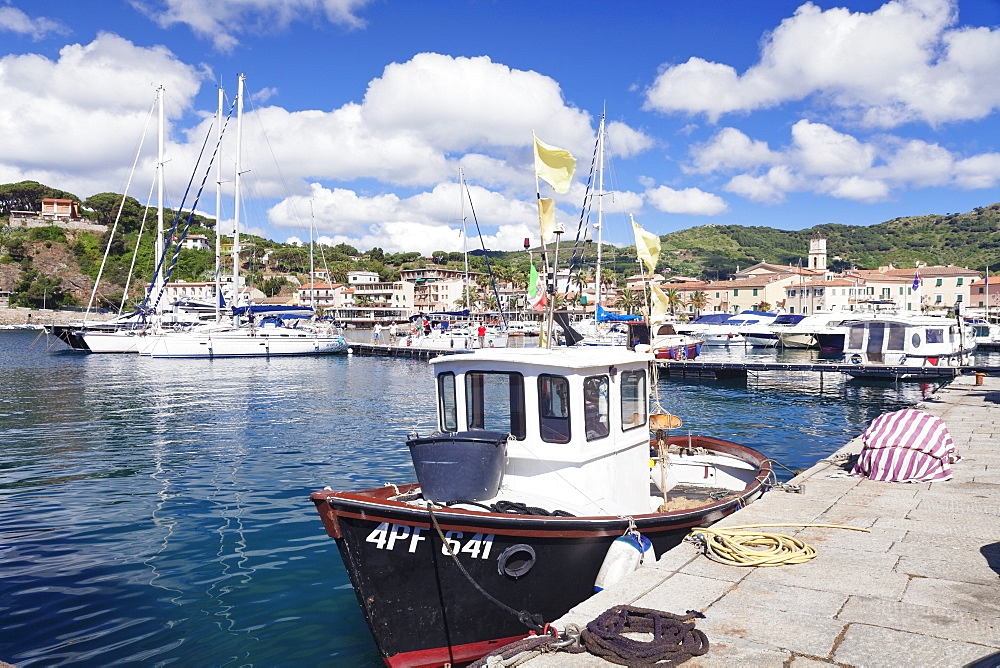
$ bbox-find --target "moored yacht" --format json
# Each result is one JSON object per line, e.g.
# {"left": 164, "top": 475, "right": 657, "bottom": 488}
{"left": 842, "top": 314, "right": 975, "bottom": 379}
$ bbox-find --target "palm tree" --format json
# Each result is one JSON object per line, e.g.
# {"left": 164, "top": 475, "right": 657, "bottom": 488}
{"left": 688, "top": 290, "right": 708, "bottom": 318}
{"left": 665, "top": 287, "right": 682, "bottom": 316}
{"left": 614, "top": 290, "right": 642, "bottom": 315}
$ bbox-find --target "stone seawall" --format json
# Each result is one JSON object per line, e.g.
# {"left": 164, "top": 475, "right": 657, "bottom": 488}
{"left": 0, "top": 306, "right": 116, "bottom": 326}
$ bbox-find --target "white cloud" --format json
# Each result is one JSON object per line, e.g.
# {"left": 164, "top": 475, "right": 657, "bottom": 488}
{"left": 129, "top": 0, "right": 372, "bottom": 51}
{"left": 953, "top": 153, "right": 1000, "bottom": 190}
{"left": 645, "top": 185, "right": 728, "bottom": 215}
{"left": 876, "top": 138, "right": 954, "bottom": 188}
{"left": 266, "top": 182, "right": 547, "bottom": 255}
{"left": 0, "top": 6, "right": 68, "bottom": 40}
{"left": 606, "top": 121, "right": 654, "bottom": 159}
{"left": 789, "top": 120, "right": 874, "bottom": 176}
{"left": 0, "top": 33, "right": 205, "bottom": 196}
{"left": 643, "top": 0, "right": 1000, "bottom": 127}
{"left": 361, "top": 53, "right": 595, "bottom": 155}
{"left": 819, "top": 175, "right": 890, "bottom": 201}
{"left": 688, "top": 128, "right": 777, "bottom": 174}
{"left": 725, "top": 166, "right": 800, "bottom": 204}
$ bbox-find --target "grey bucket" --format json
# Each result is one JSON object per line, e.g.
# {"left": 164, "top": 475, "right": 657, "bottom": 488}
{"left": 406, "top": 430, "right": 508, "bottom": 503}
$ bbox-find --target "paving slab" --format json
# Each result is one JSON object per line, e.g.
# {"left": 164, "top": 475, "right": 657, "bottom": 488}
{"left": 520, "top": 373, "right": 1000, "bottom": 667}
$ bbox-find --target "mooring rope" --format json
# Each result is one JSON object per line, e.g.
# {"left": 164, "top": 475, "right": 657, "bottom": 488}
{"left": 687, "top": 523, "right": 871, "bottom": 567}
{"left": 427, "top": 505, "right": 547, "bottom": 634}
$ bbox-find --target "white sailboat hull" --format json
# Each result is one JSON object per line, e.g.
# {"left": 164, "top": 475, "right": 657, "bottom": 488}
{"left": 81, "top": 330, "right": 142, "bottom": 354}
{"left": 138, "top": 327, "right": 348, "bottom": 357}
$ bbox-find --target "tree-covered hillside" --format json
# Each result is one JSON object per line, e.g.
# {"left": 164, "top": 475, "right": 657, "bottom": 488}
{"left": 2, "top": 177, "right": 999, "bottom": 310}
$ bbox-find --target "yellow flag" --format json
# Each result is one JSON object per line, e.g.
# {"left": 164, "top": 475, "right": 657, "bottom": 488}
{"left": 631, "top": 215, "right": 660, "bottom": 274}
{"left": 650, "top": 282, "right": 668, "bottom": 325}
{"left": 534, "top": 136, "right": 576, "bottom": 194}
{"left": 538, "top": 197, "right": 556, "bottom": 243}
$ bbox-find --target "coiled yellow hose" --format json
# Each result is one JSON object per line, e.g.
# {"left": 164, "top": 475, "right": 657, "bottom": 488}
{"left": 687, "top": 523, "right": 871, "bottom": 567}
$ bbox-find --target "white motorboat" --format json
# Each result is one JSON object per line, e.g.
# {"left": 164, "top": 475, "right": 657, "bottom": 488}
{"left": 842, "top": 314, "right": 976, "bottom": 379}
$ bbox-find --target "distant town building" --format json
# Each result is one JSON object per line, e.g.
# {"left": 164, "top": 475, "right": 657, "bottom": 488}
{"left": 179, "top": 234, "right": 210, "bottom": 251}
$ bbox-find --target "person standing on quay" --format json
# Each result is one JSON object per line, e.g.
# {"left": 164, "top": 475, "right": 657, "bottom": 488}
{"left": 477, "top": 323, "right": 486, "bottom": 348}
{"left": 373, "top": 322, "right": 382, "bottom": 343}
{"left": 389, "top": 322, "right": 397, "bottom": 342}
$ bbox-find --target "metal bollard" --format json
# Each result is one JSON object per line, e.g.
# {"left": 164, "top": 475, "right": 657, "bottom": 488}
{"left": 976, "top": 372, "right": 986, "bottom": 386}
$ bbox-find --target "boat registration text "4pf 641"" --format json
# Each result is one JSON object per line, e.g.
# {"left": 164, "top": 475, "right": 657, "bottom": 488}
{"left": 366, "top": 522, "right": 495, "bottom": 559}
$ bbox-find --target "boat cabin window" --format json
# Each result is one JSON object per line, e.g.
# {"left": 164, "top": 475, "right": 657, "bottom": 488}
{"left": 926, "top": 329, "right": 944, "bottom": 344}
{"left": 620, "top": 369, "right": 647, "bottom": 431}
{"left": 465, "top": 372, "right": 526, "bottom": 439}
{"left": 437, "top": 372, "right": 458, "bottom": 432}
{"left": 847, "top": 325, "right": 864, "bottom": 350}
{"left": 911, "top": 332, "right": 921, "bottom": 348}
{"left": 886, "top": 324, "right": 905, "bottom": 351}
{"left": 538, "top": 374, "right": 570, "bottom": 443}
{"left": 583, "top": 375, "right": 610, "bottom": 441}
{"left": 654, "top": 325, "right": 677, "bottom": 336}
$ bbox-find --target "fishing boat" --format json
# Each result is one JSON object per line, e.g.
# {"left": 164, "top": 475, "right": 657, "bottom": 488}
{"left": 310, "top": 345, "right": 771, "bottom": 667}
{"left": 842, "top": 313, "right": 976, "bottom": 379}
{"left": 649, "top": 322, "right": 703, "bottom": 360}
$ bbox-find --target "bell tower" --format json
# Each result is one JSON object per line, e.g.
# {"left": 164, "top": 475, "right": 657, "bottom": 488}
{"left": 809, "top": 234, "right": 827, "bottom": 272}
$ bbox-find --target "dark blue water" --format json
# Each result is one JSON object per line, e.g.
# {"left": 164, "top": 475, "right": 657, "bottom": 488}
{"left": 1, "top": 330, "right": 995, "bottom": 665}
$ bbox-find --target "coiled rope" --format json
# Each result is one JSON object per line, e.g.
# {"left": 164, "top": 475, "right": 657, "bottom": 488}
{"left": 687, "top": 523, "right": 871, "bottom": 567}
{"left": 581, "top": 605, "right": 709, "bottom": 666}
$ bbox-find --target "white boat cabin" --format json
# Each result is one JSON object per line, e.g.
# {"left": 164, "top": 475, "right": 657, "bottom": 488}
{"left": 428, "top": 347, "right": 655, "bottom": 516}
{"left": 842, "top": 315, "right": 975, "bottom": 367}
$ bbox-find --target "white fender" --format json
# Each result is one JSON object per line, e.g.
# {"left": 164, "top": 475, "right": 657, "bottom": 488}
{"left": 594, "top": 533, "right": 653, "bottom": 592}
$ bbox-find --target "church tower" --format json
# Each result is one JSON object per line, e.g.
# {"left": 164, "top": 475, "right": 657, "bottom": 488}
{"left": 809, "top": 234, "right": 827, "bottom": 272}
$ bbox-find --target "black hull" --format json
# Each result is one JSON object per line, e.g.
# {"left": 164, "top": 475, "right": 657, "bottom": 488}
{"left": 312, "top": 436, "right": 770, "bottom": 667}
{"left": 46, "top": 325, "right": 90, "bottom": 350}
{"left": 816, "top": 332, "right": 844, "bottom": 353}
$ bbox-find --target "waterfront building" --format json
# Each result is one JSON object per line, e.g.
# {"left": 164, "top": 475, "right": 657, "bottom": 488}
{"left": 327, "top": 271, "right": 414, "bottom": 324}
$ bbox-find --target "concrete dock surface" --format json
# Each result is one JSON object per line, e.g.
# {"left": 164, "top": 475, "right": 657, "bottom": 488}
{"left": 525, "top": 373, "right": 1000, "bottom": 667}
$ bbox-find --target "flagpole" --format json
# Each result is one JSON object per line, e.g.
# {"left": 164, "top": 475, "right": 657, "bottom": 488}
{"left": 533, "top": 130, "right": 554, "bottom": 348}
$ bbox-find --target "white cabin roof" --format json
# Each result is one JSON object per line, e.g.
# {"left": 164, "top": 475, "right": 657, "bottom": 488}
{"left": 429, "top": 346, "right": 654, "bottom": 373}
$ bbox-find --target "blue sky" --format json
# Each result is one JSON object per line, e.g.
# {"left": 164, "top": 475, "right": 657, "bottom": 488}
{"left": 2, "top": 0, "right": 1000, "bottom": 255}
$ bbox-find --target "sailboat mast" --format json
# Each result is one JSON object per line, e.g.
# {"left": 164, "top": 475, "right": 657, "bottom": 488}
{"left": 155, "top": 84, "right": 165, "bottom": 317}
{"left": 232, "top": 74, "right": 244, "bottom": 322}
{"left": 461, "top": 168, "right": 468, "bottom": 310}
{"left": 310, "top": 199, "right": 316, "bottom": 312}
{"left": 595, "top": 115, "right": 605, "bottom": 316}
{"left": 215, "top": 85, "right": 223, "bottom": 323}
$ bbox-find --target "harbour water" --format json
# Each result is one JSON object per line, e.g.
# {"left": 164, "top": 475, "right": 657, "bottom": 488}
{"left": 1, "top": 329, "right": 996, "bottom": 666}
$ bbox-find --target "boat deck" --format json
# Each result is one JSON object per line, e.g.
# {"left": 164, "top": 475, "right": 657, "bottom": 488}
{"left": 658, "top": 359, "right": 1000, "bottom": 379}
{"left": 524, "top": 372, "right": 1000, "bottom": 666}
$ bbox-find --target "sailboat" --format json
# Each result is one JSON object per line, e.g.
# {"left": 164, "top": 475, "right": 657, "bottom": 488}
{"left": 137, "top": 74, "right": 348, "bottom": 358}
{"left": 48, "top": 85, "right": 191, "bottom": 353}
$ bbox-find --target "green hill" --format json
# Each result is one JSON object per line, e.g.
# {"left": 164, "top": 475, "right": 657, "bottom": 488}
{"left": 655, "top": 203, "right": 1000, "bottom": 278}
{"left": 2, "top": 176, "right": 1000, "bottom": 310}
